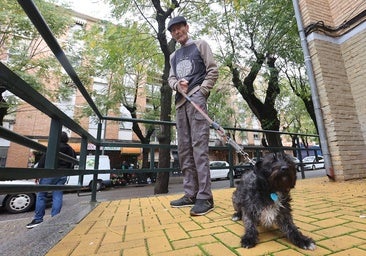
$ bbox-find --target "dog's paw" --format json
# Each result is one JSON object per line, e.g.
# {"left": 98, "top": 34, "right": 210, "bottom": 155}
{"left": 302, "top": 239, "right": 316, "bottom": 251}
{"left": 241, "top": 235, "right": 257, "bottom": 248}
{"left": 305, "top": 242, "right": 316, "bottom": 251}
{"left": 296, "top": 237, "right": 316, "bottom": 250}
{"left": 232, "top": 212, "right": 240, "bottom": 221}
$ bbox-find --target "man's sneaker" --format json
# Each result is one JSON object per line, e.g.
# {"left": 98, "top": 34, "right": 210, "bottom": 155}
{"left": 170, "top": 196, "right": 196, "bottom": 208}
{"left": 26, "top": 219, "right": 43, "bottom": 229}
{"left": 190, "top": 199, "right": 214, "bottom": 216}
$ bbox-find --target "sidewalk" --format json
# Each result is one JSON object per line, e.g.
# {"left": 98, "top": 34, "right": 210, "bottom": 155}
{"left": 46, "top": 177, "right": 366, "bottom": 256}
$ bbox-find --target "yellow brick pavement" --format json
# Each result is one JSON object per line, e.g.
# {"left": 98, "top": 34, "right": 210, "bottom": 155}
{"left": 46, "top": 177, "right": 366, "bottom": 256}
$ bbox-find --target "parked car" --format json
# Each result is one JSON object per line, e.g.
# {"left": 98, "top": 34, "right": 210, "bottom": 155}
{"left": 303, "top": 156, "right": 324, "bottom": 170}
{"left": 209, "top": 161, "right": 231, "bottom": 180}
{"left": 0, "top": 180, "right": 50, "bottom": 214}
{"left": 288, "top": 156, "right": 302, "bottom": 171}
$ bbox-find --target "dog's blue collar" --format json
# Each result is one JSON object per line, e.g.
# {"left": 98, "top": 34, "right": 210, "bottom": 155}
{"left": 270, "top": 192, "right": 279, "bottom": 201}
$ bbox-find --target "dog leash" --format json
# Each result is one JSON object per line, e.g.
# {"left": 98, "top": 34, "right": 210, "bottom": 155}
{"left": 180, "top": 90, "right": 254, "bottom": 164}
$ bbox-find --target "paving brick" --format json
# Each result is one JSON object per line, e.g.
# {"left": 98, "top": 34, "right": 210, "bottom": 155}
{"left": 295, "top": 221, "right": 321, "bottom": 232}
{"left": 70, "top": 233, "right": 105, "bottom": 255}
{"left": 351, "top": 231, "right": 366, "bottom": 240}
{"left": 143, "top": 214, "right": 161, "bottom": 228}
{"left": 307, "top": 204, "right": 337, "bottom": 215}
{"left": 221, "top": 222, "right": 243, "bottom": 235}
{"left": 273, "top": 249, "right": 305, "bottom": 256}
{"left": 201, "top": 242, "right": 237, "bottom": 256}
{"left": 359, "top": 243, "right": 366, "bottom": 250}
{"left": 314, "top": 211, "right": 344, "bottom": 219}
{"left": 123, "top": 246, "right": 148, "bottom": 256}
{"left": 235, "top": 241, "right": 287, "bottom": 256}
{"left": 259, "top": 230, "right": 283, "bottom": 242}
{"left": 344, "top": 220, "right": 366, "bottom": 230}
{"left": 312, "top": 217, "right": 349, "bottom": 228}
{"left": 125, "top": 222, "right": 144, "bottom": 235}
{"left": 315, "top": 225, "right": 357, "bottom": 238}
{"left": 200, "top": 218, "right": 233, "bottom": 229}
{"left": 293, "top": 214, "right": 319, "bottom": 223}
{"left": 188, "top": 226, "right": 227, "bottom": 237}
{"left": 147, "top": 236, "right": 172, "bottom": 254}
{"left": 47, "top": 240, "right": 78, "bottom": 255}
{"left": 145, "top": 222, "right": 178, "bottom": 233}
{"left": 329, "top": 247, "right": 366, "bottom": 256}
{"left": 123, "top": 229, "right": 165, "bottom": 242}
{"left": 190, "top": 215, "right": 212, "bottom": 225}
{"left": 179, "top": 220, "right": 202, "bottom": 231}
{"left": 69, "top": 221, "right": 96, "bottom": 235}
{"left": 96, "top": 241, "right": 123, "bottom": 255}
{"left": 115, "top": 238, "right": 145, "bottom": 249}
{"left": 109, "top": 216, "right": 128, "bottom": 228}
{"left": 292, "top": 245, "right": 333, "bottom": 256}
{"left": 165, "top": 226, "right": 189, "bottom": 241}
{"left": 153, "top": 246, "right": 204, "bottom": 256}
{"left": 157, "top": 210, "right": 179, "bottom": 225}
{"left": 317, "top": 235, "right": 365, "bottom": 252}
{"left": 214, "top": 231, "right": 240, "bottom": 248}
{"left": 171, "top": 235, "right": 217, "bottom": 249}
{"left": 341, "top": 214, "right": 366, "bottom": 224}
{"left": 300, "top": 230, "right": 324, "bottom": 242}
{"left": 100, "top": 230, "right": 122, "bottom": 244}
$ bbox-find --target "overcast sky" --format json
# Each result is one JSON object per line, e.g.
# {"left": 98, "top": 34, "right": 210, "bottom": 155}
{"left": 60, "top": 0, "right": 111, "bottom": 19}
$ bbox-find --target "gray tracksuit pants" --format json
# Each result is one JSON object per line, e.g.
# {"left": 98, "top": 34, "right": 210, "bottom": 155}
{"left": 176, "top": 90, "right": 212, "bottom": 200}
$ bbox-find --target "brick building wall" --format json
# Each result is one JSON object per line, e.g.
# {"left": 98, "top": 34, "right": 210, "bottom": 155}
{"left": 6, "top": 106, "right": 51, "bottom": 167}
{"left": 4, "top": 12, "right": 120, "bottom": 168}
{"left": 299, "top": 0, "right": 366, "bottom": 180}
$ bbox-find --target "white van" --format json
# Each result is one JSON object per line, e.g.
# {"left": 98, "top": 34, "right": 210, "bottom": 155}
{"left": 66, "top": 155, "right": 111, "bottom": 190}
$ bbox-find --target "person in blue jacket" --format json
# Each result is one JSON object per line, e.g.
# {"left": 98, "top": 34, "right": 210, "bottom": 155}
{"left": 26, "top": 131, "right": 76, "bottom": 229}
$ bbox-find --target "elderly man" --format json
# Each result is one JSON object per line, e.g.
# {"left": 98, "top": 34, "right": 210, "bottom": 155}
{"left": 168, "top": 16, "right": 219, "bottom": 216}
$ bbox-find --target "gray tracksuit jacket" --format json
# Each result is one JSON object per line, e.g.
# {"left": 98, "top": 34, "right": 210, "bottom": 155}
{"left": 168, "top": 38, "right": 218, "bottom": 108}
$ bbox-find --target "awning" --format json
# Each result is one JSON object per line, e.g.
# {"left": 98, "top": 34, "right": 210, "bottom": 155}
{"left": 38, "top": 141, "right": 92, "bottom": 153}
{"left": 39, "top": 141, "right": 140, "bottom": 154}
{"left": 120, "top": 147, "right": 141, "bottom": 154}
{"left": 69, "top": 143, "right": 81, "bottom": 152}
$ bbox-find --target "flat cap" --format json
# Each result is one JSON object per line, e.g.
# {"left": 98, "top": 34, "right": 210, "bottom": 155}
{"left": 167, "top": 16, "right": 187, "bottom": 32}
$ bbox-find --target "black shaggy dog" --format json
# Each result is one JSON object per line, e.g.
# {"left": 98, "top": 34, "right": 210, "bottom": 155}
{"left": 232, "top": 152, "right": 316, "bottom": 250}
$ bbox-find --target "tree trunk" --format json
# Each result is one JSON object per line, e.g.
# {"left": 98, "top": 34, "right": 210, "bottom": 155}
{"left": 0, "top": 86, "right": 8, "bottom": 126}
{"left": 151, "top": 0, "right": 179, "bottom": 193}
{"left": 230, "top": 55, "right": 283, "bottom": 148}
{"left": 154, "top": 78, "right": 172, "bottom": 194}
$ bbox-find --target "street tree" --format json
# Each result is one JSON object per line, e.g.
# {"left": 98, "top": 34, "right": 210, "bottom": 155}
{"left": 201, "top": 0, "right": 307, "bottom": 147}
{"left": 276, "top": 77, "right": 317, "bottom": 156}
{"left": 280, "top": 56, "right": 318, "bottom": 134}
{"left": 79, "top": 20, "right": 163, "bottom": 173}
{"left": 0, "top": 0, "right": 73, "bottom": 125}
{"left": 107, "top": 0, "right": 183, "bottom": 194}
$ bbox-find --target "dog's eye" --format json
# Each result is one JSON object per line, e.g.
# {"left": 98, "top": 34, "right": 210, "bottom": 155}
{"left": 281, "top": 166, "right": 289, "bottom": 172}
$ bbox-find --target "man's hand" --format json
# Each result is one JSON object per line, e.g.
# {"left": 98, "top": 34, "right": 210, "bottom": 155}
{"left": 177, "top": 79, "right": 188, "bottom": 94}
